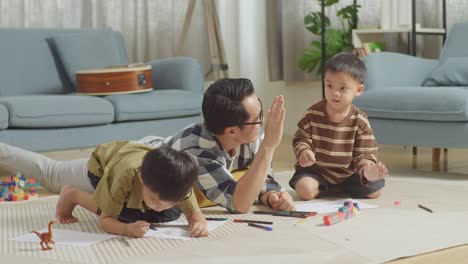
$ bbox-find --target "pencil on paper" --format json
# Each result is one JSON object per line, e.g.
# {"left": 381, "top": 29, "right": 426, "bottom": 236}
{"left": 418, "top": 204, "right": 433, "bottom": 213}
{"left": 294, "top": 217, "right": 310, "bottom": 226}
{"left": 119, "top": 237, "right": 130, "bottom": 247}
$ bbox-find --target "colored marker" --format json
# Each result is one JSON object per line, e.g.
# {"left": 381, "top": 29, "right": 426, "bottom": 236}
{"left": 248, "top": 223, "right": 273, "bottom": 231}
{"left": 233, "top": 219, "right": 273, "bottom": 225}
{"left": 205, "top": 217, "right": 228, "bottom": 221}
{"left": 254, "top": 210, "right": 317, "bottom": 217}
{"left": 273, "top": 211, "right": 316, "bottom": 218}
{"left": 151, "top": 224, "right": 188, "bottom": 228}
{"left": 418, "top": 204, "right": 433, "bottom": 213}
{"left": 253, "top": 210, "right": 275, "bottom": 215}
{"left": 119, "top": 216, "right": 157, "bottom": 231}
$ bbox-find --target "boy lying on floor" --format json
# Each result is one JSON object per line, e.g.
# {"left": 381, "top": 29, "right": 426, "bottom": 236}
{"left": 0, "top": 141, "right": 208, "bottom": 238}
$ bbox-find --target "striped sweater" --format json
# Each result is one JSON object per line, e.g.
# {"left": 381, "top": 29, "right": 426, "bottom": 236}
{"left": 293, "top": 99, "right": 378, "bottom": 184}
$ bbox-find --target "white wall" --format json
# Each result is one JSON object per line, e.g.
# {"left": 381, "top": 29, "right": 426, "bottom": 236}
{"left": 217, "top": 0, "right": 322, "bottom": 137}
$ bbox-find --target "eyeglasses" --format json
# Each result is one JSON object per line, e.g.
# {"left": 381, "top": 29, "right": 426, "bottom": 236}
{"left": 239, "top": 98, "right": 263, "bottom": 126}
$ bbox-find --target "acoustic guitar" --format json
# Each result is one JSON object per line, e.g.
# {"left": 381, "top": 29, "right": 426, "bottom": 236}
{"left": 76, "top": 64, "right": 153, "bottom": 95}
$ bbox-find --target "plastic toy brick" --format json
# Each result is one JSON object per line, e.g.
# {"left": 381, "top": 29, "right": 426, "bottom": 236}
{"left": 323, "top": 200, "right": 360, "bottom": 226}
{"left": 1, "top": 173, "right": 40, "bottom": 202}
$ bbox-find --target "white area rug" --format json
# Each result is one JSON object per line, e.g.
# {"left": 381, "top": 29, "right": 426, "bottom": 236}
{"left": 1, "top": 171, "right": 468, "bottom": 264}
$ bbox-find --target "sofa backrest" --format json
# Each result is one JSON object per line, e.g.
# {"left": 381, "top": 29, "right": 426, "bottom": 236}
{"left": 0, "top": 28, "right": 128, "bottom": 96}
{"left": 439, "top": 22, "right": 468, "bottom": 62}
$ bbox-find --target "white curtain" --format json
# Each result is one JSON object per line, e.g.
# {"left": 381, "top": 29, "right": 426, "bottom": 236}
{"left": 266, "top": 0, "right": 468, "bottom": 82}
{"left": 0, "top": 0, "right": 210, "bottom": 67}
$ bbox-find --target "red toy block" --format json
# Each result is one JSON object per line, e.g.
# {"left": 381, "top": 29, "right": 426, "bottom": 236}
{"left": 323, "top": 212, "right": 346, "bottom": 225}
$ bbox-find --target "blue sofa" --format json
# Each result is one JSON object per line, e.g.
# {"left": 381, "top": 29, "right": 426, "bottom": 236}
{"left": 0, "top": 28, "right": 203, "bottom": 152}
{"left": 353, "top": 23, "right": 468, "bottom": 169}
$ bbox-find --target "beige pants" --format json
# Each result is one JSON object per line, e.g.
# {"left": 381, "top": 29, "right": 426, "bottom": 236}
{"left": 0, "top": 143, "right": 94, "bottom": 193}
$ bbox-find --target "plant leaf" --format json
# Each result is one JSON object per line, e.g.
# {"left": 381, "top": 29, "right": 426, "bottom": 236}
{"left": 337, "top": 5, "right": 360, "bottom": 20}
{"left": 298, "top": 46, "right": 322, "bottom": 73}
{"left": 324, "top": 29, "right": 344, "bottom": 52}
{"left": 304, "top": 12, "right": 330, "bottom": 34}
{"left": 300, "top": 1, "right": 362, "bottom": 75}
{"left": 311, "top": 40, "right": 322, "bottom": 49}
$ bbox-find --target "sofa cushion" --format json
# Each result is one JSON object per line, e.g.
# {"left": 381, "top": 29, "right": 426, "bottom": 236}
{"left": 104, "top": 90, "right": 202, "bottom": 122}
{"left": 354, "top": 87, "right": 468, "bottom": 122}
{"left": 422, "top": 57, "right": 468, "bottom": 86}
{"left": 440, "top": 23, "right": 468, "bottom": 61}
{"left": 0, "top": 104, "right": 8, "bottom": 129}
{"left": 0, "top": 28, "right": 128, "bottom": 96}
{"left": 52, "top": 29, "right": 129, "bottom": 88}
{"left": 0, "top": 29, "right": 71, "bottom": 96}
{"left": 0, "top": 95, "right": 115, "bottom": 128}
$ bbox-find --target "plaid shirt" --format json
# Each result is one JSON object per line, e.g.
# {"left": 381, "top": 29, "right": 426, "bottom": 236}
{"left": 137, "top": 121, "right": 282, "bottom": 211}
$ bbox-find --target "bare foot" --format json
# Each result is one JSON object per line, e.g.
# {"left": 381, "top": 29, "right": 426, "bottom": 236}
{"left": 56, "top": 185, "right": 78, "bottom": 224}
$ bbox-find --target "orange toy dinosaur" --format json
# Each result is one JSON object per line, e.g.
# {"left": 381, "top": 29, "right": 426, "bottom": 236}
{"left": 31, "top": 220, "right": 56, "bottom": 250}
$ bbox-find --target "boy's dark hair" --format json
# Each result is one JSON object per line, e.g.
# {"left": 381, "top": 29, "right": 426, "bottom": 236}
{"left": 202, "top": 78, "right": 255, "bottom": 134}
{"left": 140, "top": 145, "right": 198, "bottom": 202}
{"left": 324, "top": 53, "right": 366, "bottom": 83}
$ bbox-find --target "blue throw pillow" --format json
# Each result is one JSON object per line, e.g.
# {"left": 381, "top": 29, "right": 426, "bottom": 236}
{"left": 52, "top": 29, "right": 129, "bottom": 87}
{"left": 422, "top": 57, "right": 468, "bottom": 86}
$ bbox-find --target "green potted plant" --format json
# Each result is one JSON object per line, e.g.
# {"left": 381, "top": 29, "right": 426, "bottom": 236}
{"left": 298, "top": 0, "right": 360, "bottom": 74}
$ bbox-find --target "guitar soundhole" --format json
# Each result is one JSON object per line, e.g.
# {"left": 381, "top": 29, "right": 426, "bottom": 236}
{"left": 138, "top": 74, "right": 146, "bottom": 87}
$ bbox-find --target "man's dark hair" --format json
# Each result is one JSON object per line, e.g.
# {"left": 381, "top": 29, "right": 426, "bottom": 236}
{"left": 202, "top": 78, "right": 255, "bottom": 134}
{"left": 324, "top": 53, "right": 366, "bottom": 83}
{"left": 140, "top": 145, "right": 198, "bottom": 202}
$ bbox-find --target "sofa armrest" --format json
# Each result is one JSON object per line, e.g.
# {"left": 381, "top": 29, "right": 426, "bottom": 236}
{"left": 146, "top": 57, "right": 204, "bottom": 94}
{"left": 364, "top": 52, "right": 438, "bottom": 91}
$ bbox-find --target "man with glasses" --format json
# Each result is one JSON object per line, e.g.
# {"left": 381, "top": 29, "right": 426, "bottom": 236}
{"left": 139, "top": 78, "right": 294, "bottom": 213}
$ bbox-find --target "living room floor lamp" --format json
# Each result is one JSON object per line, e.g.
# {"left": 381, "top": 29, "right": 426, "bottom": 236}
{"left": 178, "top": 0, "right": 229, "bottom": 80}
